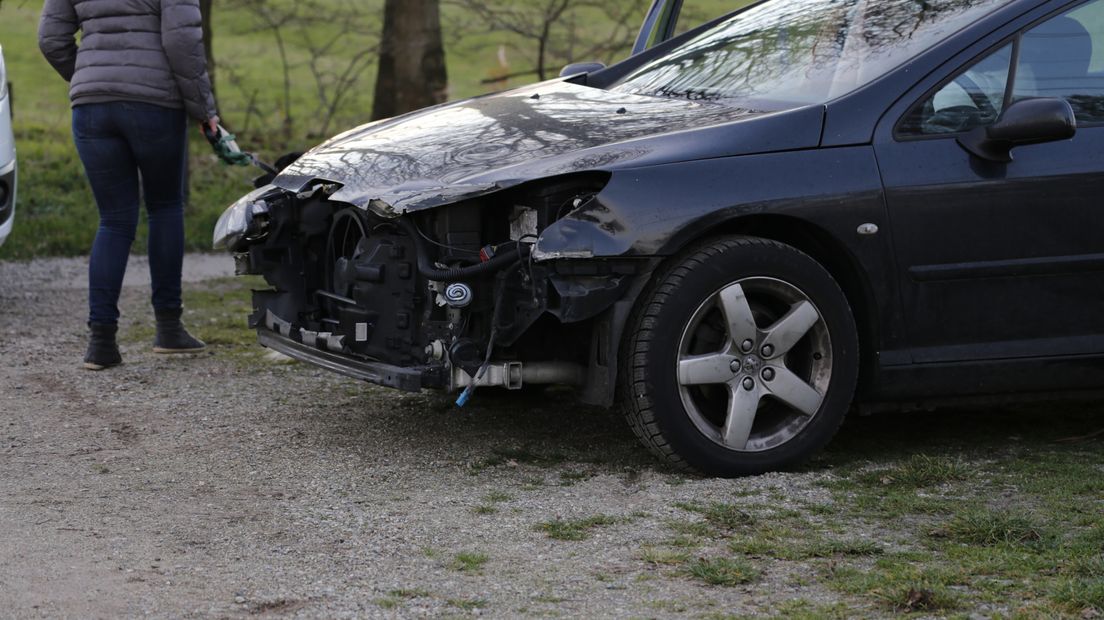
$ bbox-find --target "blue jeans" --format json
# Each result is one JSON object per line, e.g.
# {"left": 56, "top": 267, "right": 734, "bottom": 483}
{"left": 72, "top": 102, "right": 187, "bottom": 325}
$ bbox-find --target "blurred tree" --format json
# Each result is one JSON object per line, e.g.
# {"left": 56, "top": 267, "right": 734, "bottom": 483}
{"left": 449, "top": 0, "right": 648, "bottom": 83}
{"left": 224, "top": 0, "right": 379, "bottom": 142}
{"left": 372, "top": 0, "right": 449, "bottom": 120}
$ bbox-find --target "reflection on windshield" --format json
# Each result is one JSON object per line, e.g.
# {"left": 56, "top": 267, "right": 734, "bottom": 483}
{"left": 613, "top": 0, "right": 1010, "bottom": 108}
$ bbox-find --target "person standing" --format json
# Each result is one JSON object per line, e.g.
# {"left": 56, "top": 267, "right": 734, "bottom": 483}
{"left": 38, "top": 0, "right": 217, "bottom": 370}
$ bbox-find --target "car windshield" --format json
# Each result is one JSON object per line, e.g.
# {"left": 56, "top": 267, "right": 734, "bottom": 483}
{"left": 612, "top": 0, "right": 1011, "bottom": 109}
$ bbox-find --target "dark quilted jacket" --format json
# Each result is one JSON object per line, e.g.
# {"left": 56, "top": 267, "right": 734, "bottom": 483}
{"left": 38, "top": 0, "right": 216, "bottom": 121}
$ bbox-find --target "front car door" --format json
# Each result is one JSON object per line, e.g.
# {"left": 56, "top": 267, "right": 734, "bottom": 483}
{"left": 873, "top": 0, "right": 1104, "bottom": 372}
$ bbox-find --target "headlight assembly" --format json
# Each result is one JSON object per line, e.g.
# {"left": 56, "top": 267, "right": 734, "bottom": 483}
{"left": 213, "top": 186, "right": 275, "bottom": 251}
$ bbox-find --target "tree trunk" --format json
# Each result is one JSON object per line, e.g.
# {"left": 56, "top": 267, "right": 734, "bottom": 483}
{"left": 372, "top": 0, "right": 448, "bottom": 121}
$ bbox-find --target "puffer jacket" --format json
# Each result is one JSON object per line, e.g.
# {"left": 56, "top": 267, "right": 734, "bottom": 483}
{"left": 38, "top": 0, "right": 216, "bottom": 121}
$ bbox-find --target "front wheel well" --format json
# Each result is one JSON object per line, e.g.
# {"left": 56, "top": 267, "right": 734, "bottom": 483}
{"left": 669, "top": 216, "right": 878, "bottom": 394}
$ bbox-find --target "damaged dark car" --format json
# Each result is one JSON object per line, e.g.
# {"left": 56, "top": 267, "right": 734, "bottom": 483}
{"left": 215, "top": 0, "right": 1104, "bottom": 476}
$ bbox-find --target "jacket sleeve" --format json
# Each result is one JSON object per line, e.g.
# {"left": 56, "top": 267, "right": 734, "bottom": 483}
{"left": 38, "top": 0, "right": 79, "bottom": 82}
{"left": 161, "top": 0, "right": 217, "bottom": 121}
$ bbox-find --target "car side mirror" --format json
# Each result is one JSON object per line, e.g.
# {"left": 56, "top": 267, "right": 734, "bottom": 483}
{"left": 957, "top": 98, "right": 1076, "bottom": 163}
{"left": 560, "top": 62, "right": 607, "bottom": 78}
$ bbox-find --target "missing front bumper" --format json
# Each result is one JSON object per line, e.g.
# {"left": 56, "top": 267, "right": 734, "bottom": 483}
{"left": 257, "top": 328, "right": 426, "bottom": 392}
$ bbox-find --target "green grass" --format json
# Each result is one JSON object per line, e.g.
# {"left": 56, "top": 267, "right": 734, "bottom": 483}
{"left": 472, "top": 490, "right": 514, "bottom": 515}
{"left": 729, "top": 529, "right": 883, "bottom": 561}
{"left": 934, "top": 509, "right": 1045, "bottom": 547}
{"left": 825, "top": 561, "right": 964, "bottom": 613}
{"left": 449, "top": 551, "right": 489, "bottom": 573}
{"left": 684, "top": 556, "right": 759, "bottom": 586}
{"left": 121, "top": 276, "right": 266, "bottom": 362}
{"left": 638, "top": 546, "right": 690, "bottom": 566}
{"left": 673, "top": 501, "right": 754, "bottom": 532}
{"left": 858, "top": 453, "right": 970, "bottom": 488}
{"left": 537, "top": 514, "right": 620, "bottom": 541}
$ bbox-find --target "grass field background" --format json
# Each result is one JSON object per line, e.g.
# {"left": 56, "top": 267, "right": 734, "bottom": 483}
{"left": 0, "top": 0, "right": 739, "bottom": 260}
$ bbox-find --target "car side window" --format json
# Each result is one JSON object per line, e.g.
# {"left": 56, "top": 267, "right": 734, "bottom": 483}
{"left": 899, "top": 44, "right": 1013, "bottom": 136}
{"left": 1013, "top": 0, "right": 1104, "bottom": 124}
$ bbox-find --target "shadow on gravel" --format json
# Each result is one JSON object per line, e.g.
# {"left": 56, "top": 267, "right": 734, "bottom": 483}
{"left": 812, "top": 398, "right": 1104, "bottom": 471}
{"left": 300, "top": 383, "right": 665, "bottom": 475}
{"left": 277, "top": 366, "right": 1103, "bottom": 478}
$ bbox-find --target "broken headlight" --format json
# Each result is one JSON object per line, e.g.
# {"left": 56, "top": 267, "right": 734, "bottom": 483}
{"left": 213, "top": 186, "right": 275, "bottom": 251}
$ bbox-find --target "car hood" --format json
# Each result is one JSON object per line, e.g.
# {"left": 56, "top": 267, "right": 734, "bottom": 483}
{"left": 272, "top": 79, "right": 824, "bottom": 214}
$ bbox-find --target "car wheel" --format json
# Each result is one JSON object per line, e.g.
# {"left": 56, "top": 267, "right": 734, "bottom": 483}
{"left": 620, "top": 236, "right": 859, "bottom": 476}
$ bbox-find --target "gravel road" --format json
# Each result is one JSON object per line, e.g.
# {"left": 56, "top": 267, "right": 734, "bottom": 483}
{"left": 0, "top": 254, "right": 1023, "bottom": 619}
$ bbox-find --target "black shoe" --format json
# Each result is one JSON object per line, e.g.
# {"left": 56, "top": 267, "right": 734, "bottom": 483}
{"left": 153, "top": 307, "right": 206, "bottom": 354}
{"left": 84, "top": 322, "right": 123, "bottom": 370}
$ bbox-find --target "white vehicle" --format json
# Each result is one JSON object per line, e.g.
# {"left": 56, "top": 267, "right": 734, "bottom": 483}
{"left": 0, "top": 44, "right": 15, "bottom": 248}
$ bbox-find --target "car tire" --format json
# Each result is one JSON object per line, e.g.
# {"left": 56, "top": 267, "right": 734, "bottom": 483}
{"left": 619, "top": 236, "right": 859, "bottom": 477}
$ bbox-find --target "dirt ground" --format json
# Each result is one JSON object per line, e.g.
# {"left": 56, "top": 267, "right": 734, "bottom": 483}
{"left": 1, "top": 255, "right": 1101, "bottom": 619}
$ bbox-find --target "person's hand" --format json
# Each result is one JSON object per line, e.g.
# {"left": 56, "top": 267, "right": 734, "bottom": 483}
{"left": 200, "top": 116, "right": 220, "bottom": 137}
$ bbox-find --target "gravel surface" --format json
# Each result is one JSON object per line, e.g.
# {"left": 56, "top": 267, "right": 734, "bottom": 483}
{"left": 0, "top": 254, "right": 866, "bottom": 618}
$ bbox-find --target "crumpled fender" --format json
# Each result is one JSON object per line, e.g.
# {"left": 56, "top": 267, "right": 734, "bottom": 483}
{"left": 534, "top": 146, "right": 886, "bottom": 260}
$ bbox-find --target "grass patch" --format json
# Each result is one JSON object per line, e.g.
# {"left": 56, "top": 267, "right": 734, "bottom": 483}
{"left": 537, "top": 515, "right": 620, "bottom": 541}
{"left": 375, "top": 589, "right": 430, "bottom": 609}
{"left": 1050, "top": 578, "right": 1104, "bottom": 614}
{"left": 859, "top": 454, "right": 969, "bottom": 488}
{"left": 449, "top": 551, "right": 489, "bottom": 573}
{"left": 638, "top": 546, "right": 690, "bottom": 566}
{"left": 684, "top": 557, "right": 759, "bottom": 586}
{"left": 934, "top": 510, "right": 1045, "bottom": 546}
{"left": 826, "top": 561, "right": 962, "bottom": 613}
{"left": 802, "top": 539, "right": 883, "bottom": 558}
{"left": 730, "top": 533, "right": 883, "bottom": 561}
{"left": 374, "top": 597, "right": 400, "bottom": 609}
{"left": 665, "top": 518, "right": 717, "bottom": 540}
{"left": 886, "top": 587, "right": 959, "bottom": 613}
{"left": 723, "top": 512, "right": 882, "bottom": 561}
{"left": 673, "top": 501, "right": 754, "bottom": 532}
{"left": 472, "top": 491, "right": 514, "bottom": 514}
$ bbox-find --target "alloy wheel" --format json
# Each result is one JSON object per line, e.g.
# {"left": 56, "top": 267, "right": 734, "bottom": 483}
{"left": 676, "top": 277, "right": 833, "bottom": 452}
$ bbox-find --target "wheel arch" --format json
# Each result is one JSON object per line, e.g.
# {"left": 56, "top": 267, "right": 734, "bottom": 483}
{"left": 665, "top": 214, "right": 880, "bottom": 392}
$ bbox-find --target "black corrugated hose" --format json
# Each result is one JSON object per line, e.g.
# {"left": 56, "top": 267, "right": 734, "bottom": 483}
{"left": 397, "top": 217, "right": 531, "bottom": 282}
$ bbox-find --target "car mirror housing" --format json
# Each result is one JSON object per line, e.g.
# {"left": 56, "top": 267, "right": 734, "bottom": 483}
{"left": 559, "top": 62, "right": 607, "bottom": 78}
{"left": 957, "top": 97, "right": 1077, "bottom": 163}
